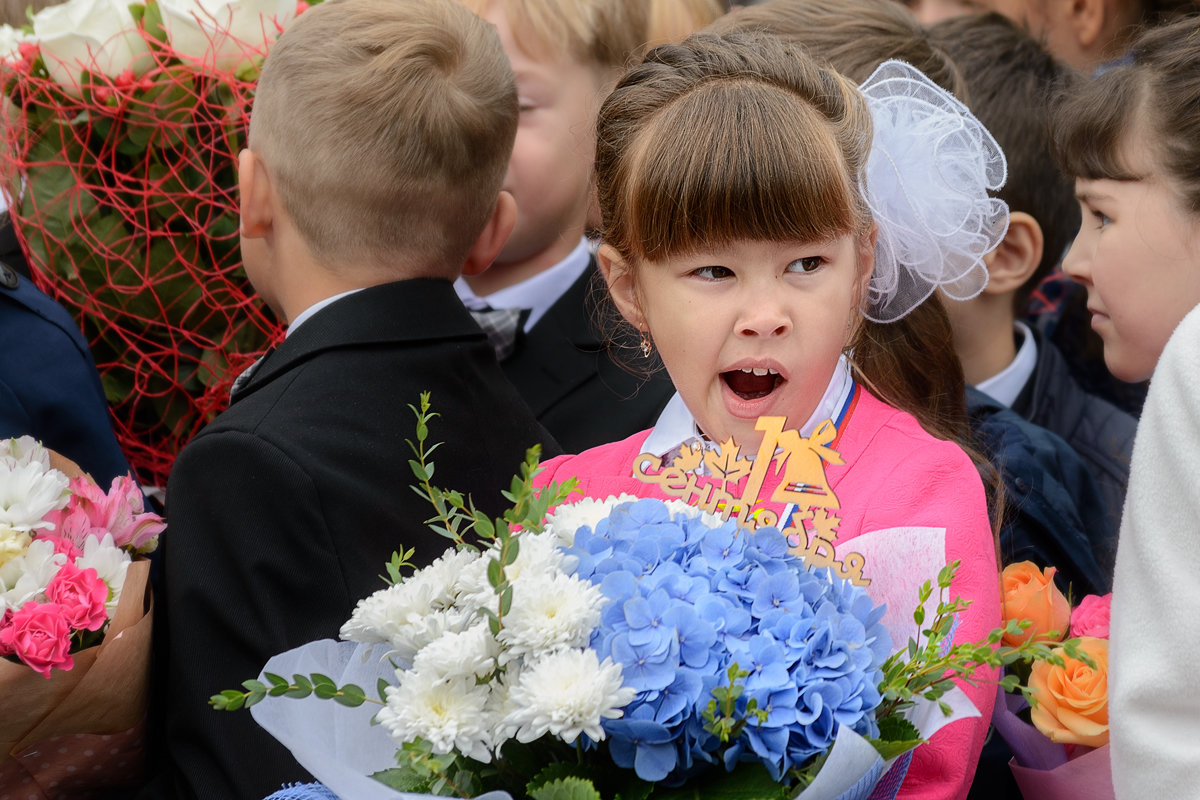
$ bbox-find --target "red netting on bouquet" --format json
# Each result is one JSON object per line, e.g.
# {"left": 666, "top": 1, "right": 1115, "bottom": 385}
{"left": 0, "top": 13, "right": 292, "bottom": 487}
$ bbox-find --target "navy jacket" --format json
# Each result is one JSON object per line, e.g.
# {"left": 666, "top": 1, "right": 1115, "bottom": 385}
{"left": 1012, "top": 327, "right": 1136, "bottom": 534}
{"left": 965, "top": 385, "right": 1117, "bottom": 800}
{"left": 968, "top": 386, "right": 1115, "bottom": 597}
{"left": 964, "top": 383, "right": 1113, "bottom": 597}
{"left": 502, "top": 259, "right": 675, "bottom": 453}
{"left": 0, "top": 259, "right": 131, "bottom": 485}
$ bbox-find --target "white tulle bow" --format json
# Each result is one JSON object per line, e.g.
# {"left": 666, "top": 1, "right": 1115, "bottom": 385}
{"left": 860, "top": 60, "right": 1009, "bottom": 323}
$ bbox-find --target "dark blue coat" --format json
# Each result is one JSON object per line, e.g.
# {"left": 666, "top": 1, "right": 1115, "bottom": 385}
{"left": 1012, "top": 327, "right": 1137, "bottom": 536}
{"left": 0, "top": 259, "right": 131, "bottom": 485}
{"left": 966, "top": 386, "right": 1116, "bottom": 800}
{"left": 968, "top": 386, "right": 1115, "bottom": 597}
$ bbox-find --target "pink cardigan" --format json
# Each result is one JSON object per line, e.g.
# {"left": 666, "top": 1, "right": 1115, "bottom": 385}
{"left": 536, "top": 389, "right": 999, "bottom": 800}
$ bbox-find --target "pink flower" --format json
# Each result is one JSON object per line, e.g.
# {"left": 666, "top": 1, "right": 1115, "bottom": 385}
{"left": 42, "top": 475, "right": 164, "bottom": 554}
{"left": 33, "top": 532, "right": 82, "bottom": 560}
{"left": 0, "top": 607, "right": 13, "bottom": 656}
{"left": 0, "top": 602, "right": 74, "bottom": 678}
{"left": 45, "top": 562, "right": 109, "bottom": 631}
{"left": 1069, "top": 593, "right": 1112, "bottom": 639}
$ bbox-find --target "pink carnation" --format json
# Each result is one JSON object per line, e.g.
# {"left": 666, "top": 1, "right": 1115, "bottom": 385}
{"left": 1069, "top": 593, "right": 1112, "bottom": 639}
{"left": 0, "top": 607, "right": 13, "bottom": 656}
{"left": 44, "top": 562, "right": 109, "bottom": 631}
{"left": 42, "top": 475, "right": 164, "bottom": 553}
{"left": 0, "top": 602, "right": 74, "bottom": 678}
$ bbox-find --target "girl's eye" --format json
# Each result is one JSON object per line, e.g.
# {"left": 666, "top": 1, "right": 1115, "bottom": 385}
{"left": 786, "top": 256, "right": 824, "bottom": 273}
{"left": 692, "top": 265, "right": 734, "bottom": 280}
{"left": 1093, "top": 210, "right": 1113, "bottom": 229}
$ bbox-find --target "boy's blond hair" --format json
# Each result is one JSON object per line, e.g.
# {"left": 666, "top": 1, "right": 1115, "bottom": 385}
{"left": 249, "top": 0, "right": 517, "bottom": 274}
{"left": 645, "top": 0, "right": 726, "bottom": 50}
{"left": 459, "top": 0, "right": 650, "bottom": 75}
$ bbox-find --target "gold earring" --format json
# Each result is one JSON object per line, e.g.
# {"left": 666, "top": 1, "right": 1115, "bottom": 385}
{"left": 639, "top": 331, "right": 653, "bottom": 358}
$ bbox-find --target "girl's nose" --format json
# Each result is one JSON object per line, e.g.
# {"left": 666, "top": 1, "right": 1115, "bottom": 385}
{"left": 736, "top": 299, "right": 792, "bottom": 338}
{"left": 1061, "top": 233, "right": 1092, "bottom": 286}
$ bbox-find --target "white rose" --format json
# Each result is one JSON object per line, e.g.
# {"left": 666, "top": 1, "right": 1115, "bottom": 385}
{"left": 160, "top": 0, "right": 295, "bottom": 70}
{"left": 33, "top": 0, "right": 150, "bottom": 91}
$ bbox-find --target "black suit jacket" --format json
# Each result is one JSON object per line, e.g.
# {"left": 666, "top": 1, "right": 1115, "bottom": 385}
{"left": 151, "top": 279, "right": 558, "bottom": 799}
{"left": 501, "top": 259, "right": 674, "bottom": 453}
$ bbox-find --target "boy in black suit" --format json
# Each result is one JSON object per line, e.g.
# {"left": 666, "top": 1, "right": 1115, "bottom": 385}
{"left": 150, "top": 1, "right": 559, "bottom": 796}
{"left": 453, "top": 0, "right": 680, "bottom": 452}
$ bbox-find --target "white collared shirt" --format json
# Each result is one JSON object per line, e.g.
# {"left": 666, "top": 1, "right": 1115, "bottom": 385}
{"left": 641, "top": 355, "right": 855, "bottom": 457}
{"left": 976, "top": 321, "right": 1038, "bottom": 407}
{"left": 286, "top": 288, "right": 365, "bottom": 337}
{"left": 454, "top": 237, "right": 591, "bottom": 332}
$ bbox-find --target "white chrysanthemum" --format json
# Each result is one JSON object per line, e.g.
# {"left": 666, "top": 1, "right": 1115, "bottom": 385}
{"left": 342, "top": 584, "right": 476, "bottom": 668}
{"left": 412, "top": 547, "right": 483, "bottom": 601}
{"left": 376, "top": 668, "right": 497, "bottom": 763}
{"left": 0, "top": 456, "right": 69, "bottom": 532}
{"left": 543, "top": 495, "right": 637, "bottom": 546}
{"left": 453, "top": 550, "right": 492, "bottom": 613}
{"left": 0, "top": 525, "right": 31, "bottom": 570}
{"left": 0, "top": 437, "right": 52, "bottom": 470}
{"left": 411, "top": 623, "right": 498, "bottom": 683}
{"left": 497, "top": 571, "right": 604, "bottom": 663}
{"left": 503, "top": 649, "right": 635, "bottom": 744}
{"left": 76, "top": 534, "right": 131, "bottom": 612}
{"left": 0, "top": 537, "right": 65, "bottom": 608}
{"left": 459, "top": 532, "right": 568, "bottom": 614}
{"left": 340, "top": 547, "right": 483, "bottom": 651}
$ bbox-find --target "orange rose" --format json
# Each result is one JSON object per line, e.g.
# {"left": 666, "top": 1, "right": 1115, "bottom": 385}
{"left": 1028, "top": 636, "right": 1109, "bottom": 747}
{"left": 1000, "top": 561, "right": 1071, "bottom": 645}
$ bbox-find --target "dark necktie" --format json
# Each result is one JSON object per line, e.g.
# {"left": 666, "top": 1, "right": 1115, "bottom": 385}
{"left": 469, "top": 306, "right": 530, "bottom": 362}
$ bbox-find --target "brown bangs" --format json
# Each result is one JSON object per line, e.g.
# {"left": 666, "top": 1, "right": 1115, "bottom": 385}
{"left": 615, "top": 79, "right": 860, "bottom": 262}
{"left": 1051, "top": 69, "right": 1147, "bottom": 183}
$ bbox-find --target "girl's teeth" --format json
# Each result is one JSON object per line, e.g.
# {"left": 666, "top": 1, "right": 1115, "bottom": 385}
{"left": 739, "top": 367, "right": 777, "bottom": 377}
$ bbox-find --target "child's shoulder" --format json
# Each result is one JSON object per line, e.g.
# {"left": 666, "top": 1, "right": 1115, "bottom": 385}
{"left": 847, "top": 388, "right": 971, "bottom": 466}
{"left": 537, "top": 429, "right": 655, "bottom": 486}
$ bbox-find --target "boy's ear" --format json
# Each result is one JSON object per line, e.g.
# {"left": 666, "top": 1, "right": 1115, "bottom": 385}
{"left": 597, "top": 244, "right": 646, "bottom": 330}
{"left": 1065, "top": 0, "right": 1106, "bottom": 51}
{"left": 238, "top": 149, "right": 273, "bottom": 240}
{"left": 982, "top": 211, "right": 1044, "bottom": 296}
{"left": 462, "top": 191, "right": 517, "bottom": 276}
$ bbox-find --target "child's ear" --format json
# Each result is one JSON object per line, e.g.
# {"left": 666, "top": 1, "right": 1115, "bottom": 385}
{"left": 238, "top": 149, "right": 273, "bottom": 239}
{"left": 1064, "top": 0, "right": 1106, "bottom": 52}
{"left": 982, "top": 211, "right": 1044, "bottom": 296}
{"left": 462, "top": 191, "right": 517, "bottom": 276}
{"left": 853, "top": 223, "right": 878, "bottom": 310}
{"left": 597, "top": 244, "right": 646, "bottom": 330}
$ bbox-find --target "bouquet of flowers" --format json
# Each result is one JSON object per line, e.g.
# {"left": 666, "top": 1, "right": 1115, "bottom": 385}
{"left": 0, "top": 436, "right": 164, "bottom": 797}
{"left": 991, "top": 562, "right": 1113, "bottom": 800}
{"left": 214, "top": 397, "right": 1064, "bottom": 800}
{"left": 0, "top": 0, "right": 300, "bottom": 486}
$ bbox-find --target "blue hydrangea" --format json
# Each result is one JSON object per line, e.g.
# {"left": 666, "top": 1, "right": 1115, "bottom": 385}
{"left": 563, "top": 498, "right": 890, "bottom": 784}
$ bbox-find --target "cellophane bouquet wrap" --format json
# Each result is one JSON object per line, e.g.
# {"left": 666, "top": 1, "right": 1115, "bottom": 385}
{"left": 0, "top": 0, "right": 299, "bottom": 486}
{"left": 991, "top": 562, "right": 1114, "bottom": 800}
{"left": 0, "top": 436, "right": 164, "bottom": 798}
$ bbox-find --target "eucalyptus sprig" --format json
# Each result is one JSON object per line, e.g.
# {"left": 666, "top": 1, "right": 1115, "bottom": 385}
{"left": 875, "top": 560, "right": 1096, "bottom": 727}
{"left": 210, "top": 671, "right": 382, "bottom": 712}
{"left": 406, "top": 391, "right": 577, "bottom": 634}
